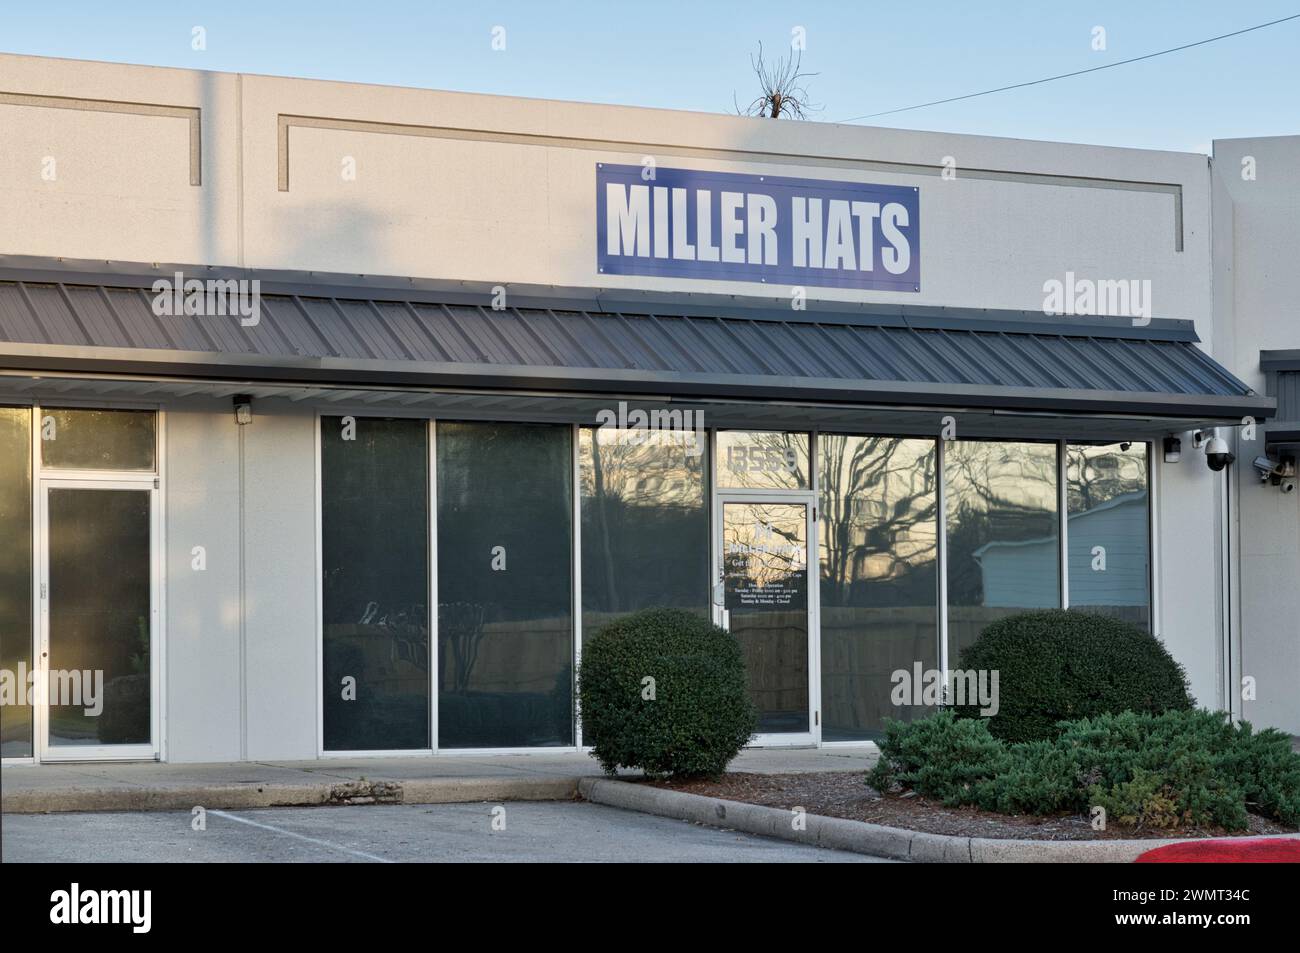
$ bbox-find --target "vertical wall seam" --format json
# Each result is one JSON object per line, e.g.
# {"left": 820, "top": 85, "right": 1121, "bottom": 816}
{"left": 238, "top": 422, "right": 248, "bottom": 759}
{"left": 236, "top": 74, "right": 245, "bottom": 268}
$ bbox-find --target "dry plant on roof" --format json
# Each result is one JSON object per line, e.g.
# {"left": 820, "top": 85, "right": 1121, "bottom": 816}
{"left": 734, "top": 42, "right": 820, "bottom": 119}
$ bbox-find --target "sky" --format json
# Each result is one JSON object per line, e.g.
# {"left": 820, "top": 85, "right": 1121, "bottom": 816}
{"left": 1, "top": 1, "right": 1297, "bottom": 153}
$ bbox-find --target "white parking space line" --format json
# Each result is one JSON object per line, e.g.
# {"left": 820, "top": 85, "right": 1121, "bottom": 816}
{"left": 208, "top": 810, "right": 394, "bottom": 863}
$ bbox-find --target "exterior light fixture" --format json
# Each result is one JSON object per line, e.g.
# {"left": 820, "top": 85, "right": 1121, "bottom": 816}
{"left": 233, "top": 394, "right": 253, "bottom": 425}
{"left": 1162, "top": 436, "right": 1181, "bottom": 463}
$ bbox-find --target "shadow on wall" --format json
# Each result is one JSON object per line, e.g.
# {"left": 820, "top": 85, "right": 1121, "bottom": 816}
{"left": 272, "top": 204, "right": 389, "bottom": 275}
{"left": 200, "top": 68, "right": 221, "bottom": 268}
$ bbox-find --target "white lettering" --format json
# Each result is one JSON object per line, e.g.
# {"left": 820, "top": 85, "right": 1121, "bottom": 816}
{"left": 606, "top": 182, "right": 650, "bottom": 257}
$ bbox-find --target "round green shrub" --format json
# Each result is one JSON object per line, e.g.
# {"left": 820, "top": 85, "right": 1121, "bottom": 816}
{"left": 578, "top": 608, "right": 757, "bottom": 778}
{"left": 955, "top": 610, "right": 1193, "bottom": 743}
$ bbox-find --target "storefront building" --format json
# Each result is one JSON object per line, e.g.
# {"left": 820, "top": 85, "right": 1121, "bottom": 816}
{"left": 0, "top": 54, "right": 1292, "bottom": 763}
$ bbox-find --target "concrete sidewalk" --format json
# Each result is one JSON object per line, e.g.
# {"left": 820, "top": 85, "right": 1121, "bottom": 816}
{"left": 1, "top": 746, "right": 876, "bottom": 814}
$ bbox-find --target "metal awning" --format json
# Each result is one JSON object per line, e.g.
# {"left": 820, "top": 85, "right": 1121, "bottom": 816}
{"left": 0, "top": 258, "right": 1274, "bottom": 429}
{"left": 1262, "top": 350, "right": 1300, "bottom": 451}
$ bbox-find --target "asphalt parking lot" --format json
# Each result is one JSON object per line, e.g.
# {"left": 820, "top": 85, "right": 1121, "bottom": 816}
{"left": 1, "top": 801, "right": 888, "bottom": 863}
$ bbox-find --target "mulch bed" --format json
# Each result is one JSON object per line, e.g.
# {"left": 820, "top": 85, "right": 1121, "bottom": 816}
{"left": 638, "top": 772, "right": 1297, "bottom": 841}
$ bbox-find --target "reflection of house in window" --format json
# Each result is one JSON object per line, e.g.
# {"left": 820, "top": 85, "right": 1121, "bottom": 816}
{"left": 973, "top": 490, "right": 1149, "bottom": 611}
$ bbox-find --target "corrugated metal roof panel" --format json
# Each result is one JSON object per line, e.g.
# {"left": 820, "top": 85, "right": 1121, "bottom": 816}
{"left": 0, "top": 277, "right": 1270, "bottom": 420}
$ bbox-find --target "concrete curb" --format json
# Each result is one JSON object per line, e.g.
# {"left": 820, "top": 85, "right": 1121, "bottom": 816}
{"left": 578, "top": 777, "right": 1300, "bottom": 863}
{"left": 2, "top": 776, "right": 580, "bottom": 814}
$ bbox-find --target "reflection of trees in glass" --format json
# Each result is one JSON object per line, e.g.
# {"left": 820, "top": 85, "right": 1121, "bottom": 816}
{"left": 723, "top": 503, "right": 805, "bottom": 591}
{"left": 715, "top": 430, "right": 810, "bottom": 490}
{"left": 816, "top": 435, "right": 938, "bottom": 741}
{"left": 1067, "top": 443, "right": 1148, "bottom": 513}
{"left": 1067, "top": 443, "right": 1150, "bottom": 629}
{"left": 819, "top": 435, "right": 937, "bottom": 607}
{"left": 580, "top": 428, "right": 707, "bottom": 617}
{"left": 945, "top": 441, "right": 1058, "bottom": 608}
{"left": 441, "top": 601, "right": 486, "bottom": 693}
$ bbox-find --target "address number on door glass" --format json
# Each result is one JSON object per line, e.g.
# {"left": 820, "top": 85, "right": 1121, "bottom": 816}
{"left": 727, "top": 445, "right": 797, "bottom": 475}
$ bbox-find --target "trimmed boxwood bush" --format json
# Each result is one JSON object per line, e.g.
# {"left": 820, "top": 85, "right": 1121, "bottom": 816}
{"left": 578, "top": 608, "right": 757, "bottom": 778}
{"left": 868, "top": 708, "right": 1300, "bottom": 832}
{"left": 956, "top": 610, "right": 1193, "bottom": 742}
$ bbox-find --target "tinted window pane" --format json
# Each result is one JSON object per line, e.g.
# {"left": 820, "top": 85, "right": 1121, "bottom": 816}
{"left": 945, "top": 441, "right": 1059, "bottom": 660}
{"left": 716, "top": 430, "right": 810, "bottom": 489}
{"left": 580, "top": 426, "right": 709, "bottom": 644}
{"left": 321, "top": 417, "right": 429, "bottom": 751}
{"left": 40, "top": 408, "right": 156, "bottom": 471}
{"left": 1067, "top": 443, "right": 1150, "bottom": 631}
{"left": 437, "top": 422, "right": 573, "bottom": 748}
{"left": 819, "top": 435, "right": 938, "bottom": 740}
{"left": 48, "top": 488, "right": 151, "bottom": 746}
{"left": 0, "top": 408, "right": 32, "bottom": 757}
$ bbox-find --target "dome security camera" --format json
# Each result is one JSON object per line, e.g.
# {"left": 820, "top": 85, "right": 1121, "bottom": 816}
{"left": 1205, "top": 435, "right": 1235, "bottom": 472}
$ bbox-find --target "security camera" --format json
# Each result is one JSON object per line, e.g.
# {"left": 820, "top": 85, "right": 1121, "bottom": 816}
{"left": 1205, "top": 435, "right": 1234, "bottom": 472}
{"left": 1253, "top": 455, "right": 1278, "bottom": 482}
{"left": 1282, "top": 480, "right": 1297, "bottom": 494}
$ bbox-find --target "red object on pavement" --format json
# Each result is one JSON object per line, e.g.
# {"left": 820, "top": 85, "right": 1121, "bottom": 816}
{"left": 1135, "top": 838, "right": 1300, "bottom": 863}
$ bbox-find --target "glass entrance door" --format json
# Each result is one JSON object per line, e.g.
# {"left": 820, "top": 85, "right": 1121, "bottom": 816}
{"left": 38, "top": 482, "right": 158, "bottom": 761}
{"left": 715, "top": 496, "right": 817, "bottom": 745}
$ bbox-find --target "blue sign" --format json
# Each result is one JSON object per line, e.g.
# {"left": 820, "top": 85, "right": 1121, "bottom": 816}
{"left": 597, "top": 164, "right": 919, "bottom": 292}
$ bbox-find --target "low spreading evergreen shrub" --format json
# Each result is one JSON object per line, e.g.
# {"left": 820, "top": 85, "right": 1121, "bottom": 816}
{"left": 868, "top": 708, "right": 1300, "bottom": 832}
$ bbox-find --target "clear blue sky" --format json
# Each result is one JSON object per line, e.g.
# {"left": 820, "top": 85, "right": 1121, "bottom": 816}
{"left": 3, "top": 1, "right": 1297, "bottom": 152}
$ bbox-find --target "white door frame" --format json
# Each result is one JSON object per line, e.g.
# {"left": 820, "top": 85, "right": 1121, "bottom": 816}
{"left": 36, "top": 478, "right": 161, "bottom": 763}
{"left": 712, "top": 489, "right": 821, "bottom": 748}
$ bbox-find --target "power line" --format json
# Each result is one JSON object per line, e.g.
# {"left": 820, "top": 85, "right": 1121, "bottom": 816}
{"left": 837, "top": 13, "right": 1300, "bottom": 123}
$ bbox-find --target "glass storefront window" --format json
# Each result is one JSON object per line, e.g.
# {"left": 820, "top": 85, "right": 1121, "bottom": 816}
{"left": 579, "top": 425, "right": 709, "bottom": 650}
{"left": 819, "top": 435, "right": 939, "bottom": 740}
{"left": 1067, "top": 442, "right": 1151, "bottom": 631}
{"left": 0, "top": 407, "right": 32, "bottom": 758}
{"left": 945, "top": 440, "right": 1060, "bottom": 661}
{"left": 39, "top": 408, "right": 156, "bottom": 471}
{"left": 321, "top": 416, "right": 430, "bottom": 751}
{"left": 437, "top": 422, "right": 573, "bottom": 748}
{"left": 715, "top": 430, "right": 810, "bottom": 490}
